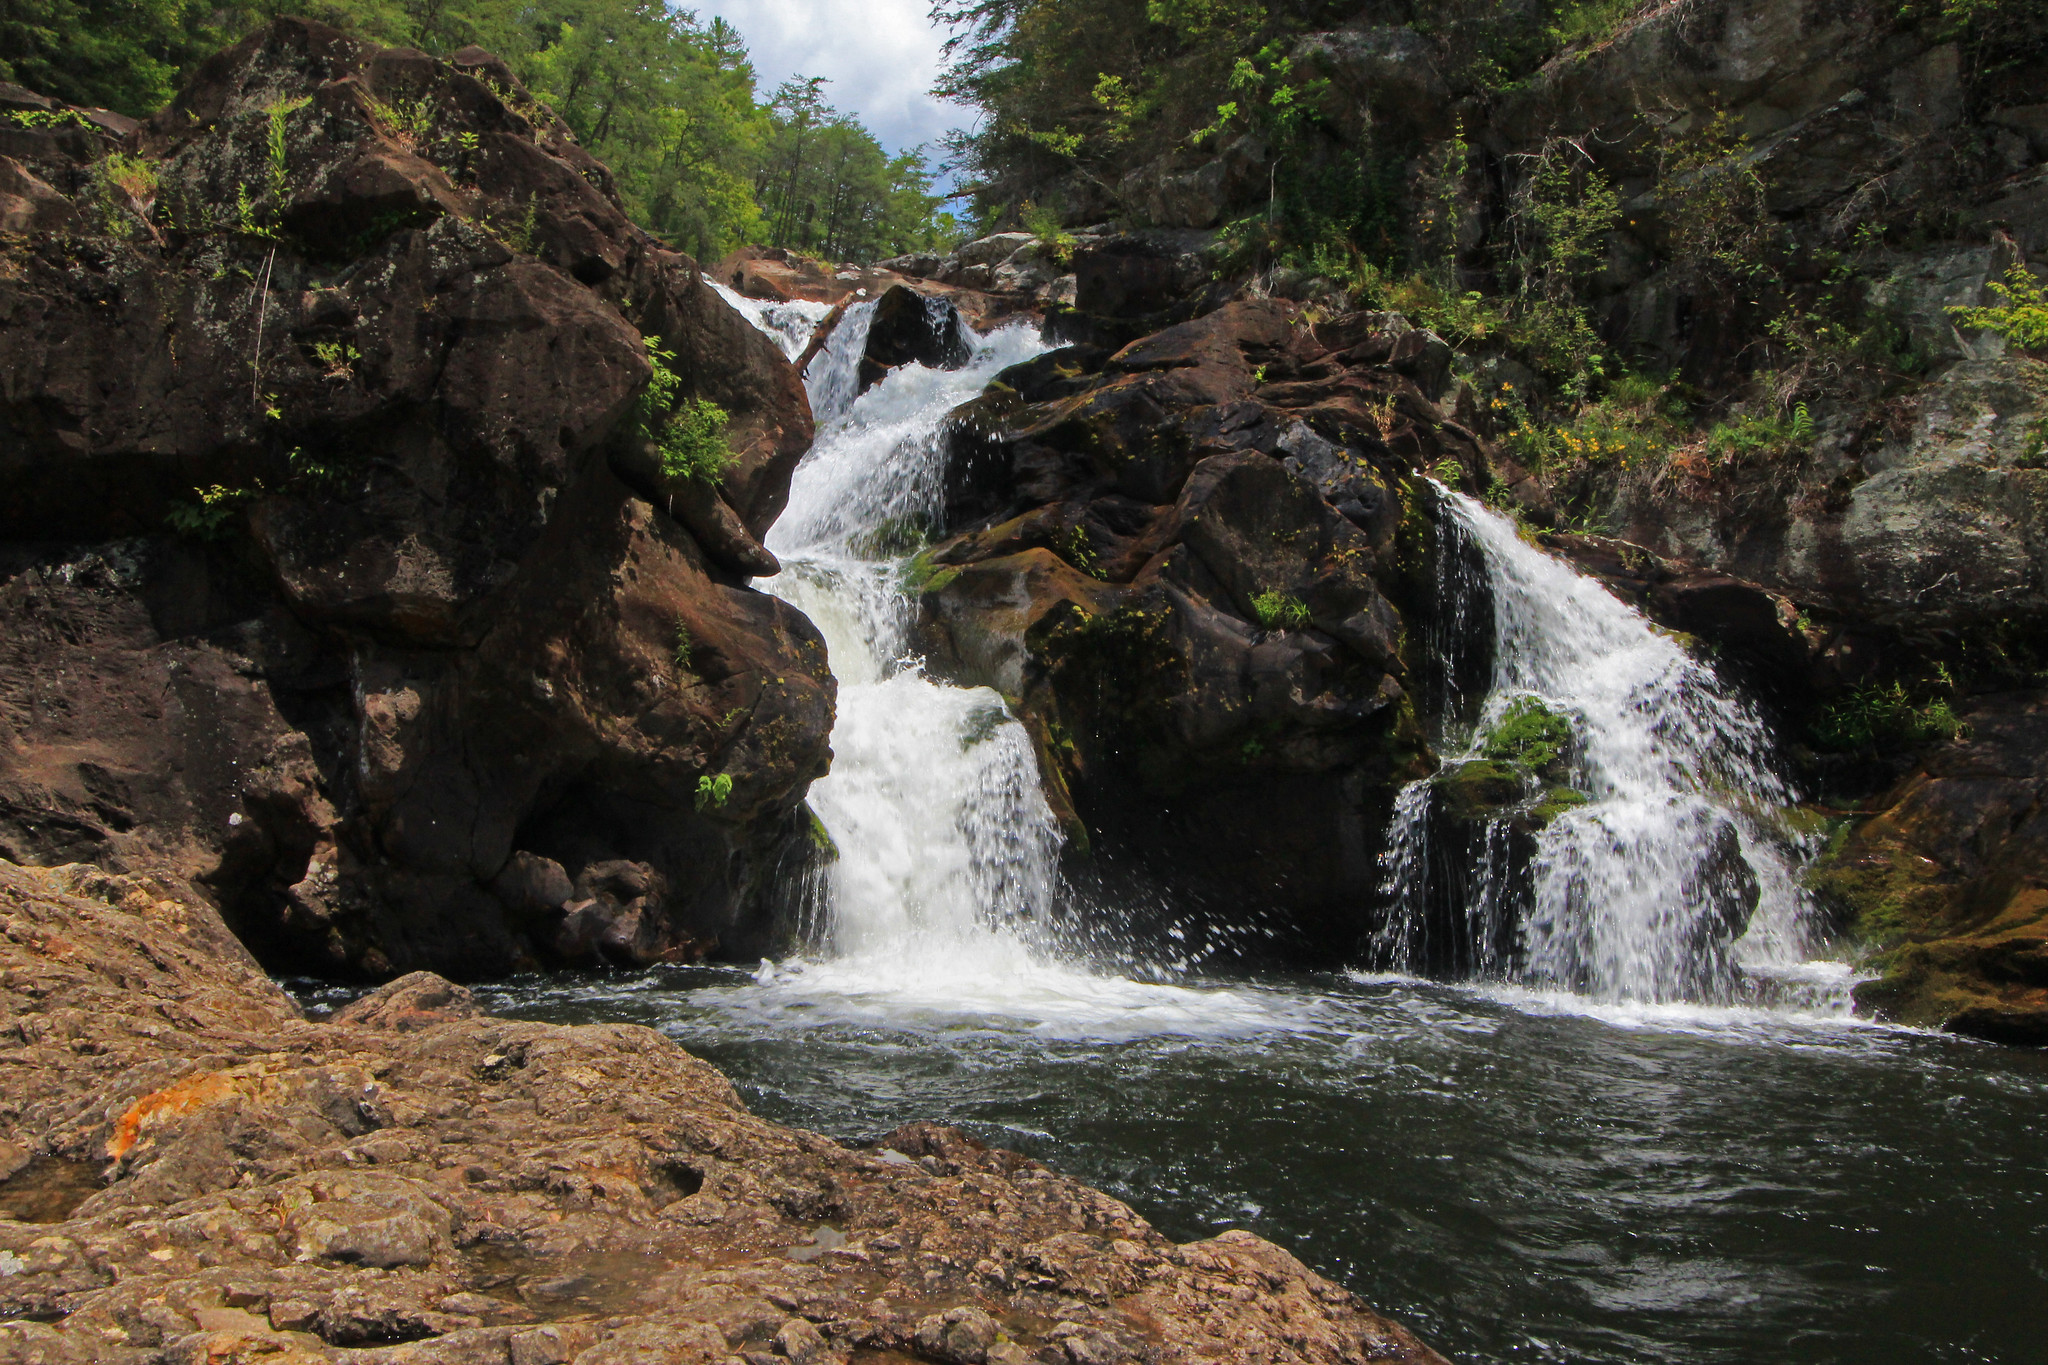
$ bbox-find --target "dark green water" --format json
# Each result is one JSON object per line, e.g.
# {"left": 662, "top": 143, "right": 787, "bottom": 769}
{"left": 448, "top": 964, "right": 2047, "bottom": 1365}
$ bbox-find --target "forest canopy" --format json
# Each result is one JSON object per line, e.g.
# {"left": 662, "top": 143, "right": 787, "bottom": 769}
{"left": 0, "top": 0, "right": 958, "bottom": 260}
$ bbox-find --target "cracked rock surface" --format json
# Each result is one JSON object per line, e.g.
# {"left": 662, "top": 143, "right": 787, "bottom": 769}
{"left": 0, "top": 859, "right": 1447, "bottom": 1365}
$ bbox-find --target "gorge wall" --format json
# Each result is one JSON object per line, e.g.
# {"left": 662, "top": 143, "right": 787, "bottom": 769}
{"left": 0, "top": 20, "right": 835, "bottom": 980}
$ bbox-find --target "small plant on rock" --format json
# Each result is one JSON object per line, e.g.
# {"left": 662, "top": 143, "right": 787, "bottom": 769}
{"left": 312, "top": 340, "right": 359, "bottom": 380}
{"left": 695, "top": 772, "right": 733, "bottom": 811}
{"left": 640, "top": 337, "right": 734, "bottom": 484}
{"left": 166, "top": 484, "right": 256, "bottom": 540}
{"left": 1251, "top": 589, "right": 1311, "bottom": 630}
{"left": 1949, "top": 260, "right": 2048, "bottom": 352}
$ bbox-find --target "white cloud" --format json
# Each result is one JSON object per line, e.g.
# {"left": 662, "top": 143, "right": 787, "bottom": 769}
{"left": 699, "top": 0, "right": 973, "bottom": 160}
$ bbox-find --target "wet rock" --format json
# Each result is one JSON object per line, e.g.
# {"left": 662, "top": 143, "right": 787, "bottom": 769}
{"left": 857, "top": 284, "right": 973, "bottom": 392}
{"left": 0, "top": 857, "right": 1452, "bottom": 1364}
{"left": 912, "top": 296, "right": 1509, "bottom": 961}
{"left": 1812, "top": 692, "right": 2048, "bottom": 1041}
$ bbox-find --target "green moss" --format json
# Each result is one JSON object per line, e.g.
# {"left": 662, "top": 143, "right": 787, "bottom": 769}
{"left": 803, "top": 802, "right": 839, "bottom": 862}
{"left": 1530, "top": 785, "right": 1589, "bottom": 826}
{"left": 1437, "top": 759, "right": 1527, "bottom": 822}
{"left": 901, "top": 548, "right": 961, "bottom": 595}
{"left": 1478, "top": 695, "right": 1573, "bottom": 776}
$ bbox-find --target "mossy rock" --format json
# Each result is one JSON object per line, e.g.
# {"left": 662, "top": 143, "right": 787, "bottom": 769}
{"left": 1478, "top": 695, "right": 1573, "bottom": 777}
{"left": 1436, "top": 759, "right": 1527, "bottom": 822}
{"left": 1530, "top": 785, "right": 1589, "bottom": 827}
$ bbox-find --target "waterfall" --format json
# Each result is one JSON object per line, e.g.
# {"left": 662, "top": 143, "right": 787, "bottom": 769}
{"left": 703, "top": 278, "right": 835, "bottom": 362}
{"left": 1376, "top": 490, "right": 1838, "bottom": 1006}
{"left": 714, "top": 285, "right": 1842, "bottom": 1019}
{"left": 751, "top": 298, "right": 1079, "bottom": 996}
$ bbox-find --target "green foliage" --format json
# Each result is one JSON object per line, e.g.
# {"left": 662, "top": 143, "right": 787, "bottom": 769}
{"left": 312, "top": 339, "right": 359, "bottom": 379}
{"left": 1386, "top": 277, "right": 1506, "bottom": 348}
{"left": 1494, "top": 372, "right": 1684, "bottom": 476}
{"left": 672, "top": 620, "right": 694, "bottom": 672}
{"left": 640, "top": 336, "right": 735, "bottom": 482}
{"left": 694, "top": 772, "right": 733, "bottom": 811}
{"left": 658, "top": 399, "right": 732, "bottom": 484}
{"left": 86, "top": 151, "right": 156, "bottom": 235}
{"left": 1949, "top": 261, "right": 2048, "bottom": 352}
{"left": 165, "top": 483, "right": 254, "bottom": 539}
{"left": 1703, "top": 401, "right": 1812, "bottom": 464}
{"left": 1656, "top": 111, "right": 1775, "bottom": 307}
{"left": 1479, "top": 695, "right": 1573, "bottom": 774}
{"left": 5, "top": 0, "right": 947, "bottom": 262}
{"left": 1250, "top": 589, "right": 1310, "bottom": 630}
{"left": 1022, "top": 199, "right": 1075, "bottom": 265}
{"left": 266, "top": 93, "right": 308, "bottom": 205}
{"left": 6, "top": 106, "right": 89, "bottom": 128}
{"left": 1812, "top": 681, "right": 1970, "bottom": 753}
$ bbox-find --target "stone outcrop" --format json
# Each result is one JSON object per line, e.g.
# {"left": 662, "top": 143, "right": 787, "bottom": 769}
{"left": 1810, "top": 693, "right": 2048, "bottom": 1043}
{"left": 910, "top": 299, "right": 1503, "bottom": 961}
{"left": 0, "top": 858, "right": 1450, "bottom": 1365}
{"left": 0, "top": 20, "right": 835, "bottom": 979}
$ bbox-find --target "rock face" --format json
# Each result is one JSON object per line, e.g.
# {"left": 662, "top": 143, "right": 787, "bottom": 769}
{"left": 0, "top": 858, "right": 1450, "bottom": 1365}
{"left": 1810, "top": 693, "right": 2048, "bottom": 1043}
{"left": 912, "top": 299, "right": 1499, "bottom": 960}
{"left": 0, "top": 20, "right": 834, "bottom": 979}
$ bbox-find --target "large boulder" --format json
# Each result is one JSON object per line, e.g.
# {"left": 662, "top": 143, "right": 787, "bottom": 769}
{"left": 910, "top": 299, "right": 1499, "bottom": 961}
{"left": 0, "top": 20, "right": 833, "bottom": 979}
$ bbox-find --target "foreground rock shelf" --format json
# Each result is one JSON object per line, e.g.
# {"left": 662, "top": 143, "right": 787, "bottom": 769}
{"left": 0, "top": 858, "right": 1447, "bottom": 1365}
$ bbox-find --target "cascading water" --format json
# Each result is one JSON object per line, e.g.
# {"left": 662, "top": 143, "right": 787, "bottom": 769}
{"left": 1375, "top": 489, "right": 1847, "bottom": 1007}
{"left": 766, "top": 305, "right": 1062, "bottom": 982}
{"left": 703, "top": 278, "right": 837, "bottom": 362}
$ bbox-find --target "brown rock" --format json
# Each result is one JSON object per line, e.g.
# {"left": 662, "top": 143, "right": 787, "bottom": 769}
{"left": 0, "top": 858, "right": 1450, "bottom": 1364}
{"left": 0, "top": 20, "right": 832, "bottom": 979}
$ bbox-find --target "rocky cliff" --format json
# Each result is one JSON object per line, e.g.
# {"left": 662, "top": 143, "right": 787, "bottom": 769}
{"left": 0, "top": 20, "right": 834, "bottom": 980}
{"left": 907, "top": 0, "right": 2048, "bottom": 1036}
{"left": 0, "top": 857, "right": 1449, "bottom": 1364}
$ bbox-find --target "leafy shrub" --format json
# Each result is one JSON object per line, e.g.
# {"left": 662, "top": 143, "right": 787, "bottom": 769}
{"left": 1022, "top": 199, "right": 1075, "bottom": 266}
{"left": 640, "top": 337, "right": 734, "bottom": 484}
{"left": 1250, "top": 589, "right": 1310, "bottom": 630}
{"left": 1491, "top": 376, "right": 1680, "bottom": 475}
{"left": 1949, "top": 261, "right": 2048, "bottom": 352}
{"left": 658, "top": 399, "right": 733, "bottom": 483}
{"left": 1703, "top": 402, "right": 1812, "bottom": 464}
{"left": 1812, "top": 682, "right": 1969, "bottom": 752}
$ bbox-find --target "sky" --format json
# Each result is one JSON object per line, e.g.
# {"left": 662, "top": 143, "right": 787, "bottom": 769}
{"left": 699, "top": 0, "right": 975, "bottom": 161}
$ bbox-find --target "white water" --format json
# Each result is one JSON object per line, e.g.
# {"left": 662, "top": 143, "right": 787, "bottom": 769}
{"left": 710, "top": 293, "right": 1850, "bottom": 1030}
{"left": 1377, "top": 490, "right": 1847, "bottom": 1008}
{"left": 704, "top": 278, "right": 836, "bottom": 361}
{"left": 729, "top": 297, "right": 1311, "bottom": 1039}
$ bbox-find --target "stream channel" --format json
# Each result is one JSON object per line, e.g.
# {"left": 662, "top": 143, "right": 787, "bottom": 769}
{"left": 462, "top": 292, "right": 2046, "bottom": 1365}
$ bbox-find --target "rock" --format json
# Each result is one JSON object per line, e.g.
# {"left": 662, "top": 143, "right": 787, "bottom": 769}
{"left": 0, "top": 857, "right": 1451, "bottom": 1363}
{"left": 1811, "top": 692, "right": 2048, "bottom": 1041}
{"left": 914, "top": 1306, "right": 1000, "bottom": 1364}
{"left": 857, "top": 284, "right": 973, "bottom": 392}
{"left": 0, "top": 21, "right": 834, "bottom": 979}
{"left": 911, "top": 297, "right": 1513, "bottom": 961}
{"left": 331, "top": 972, "right": 480, "bottom": 1030}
